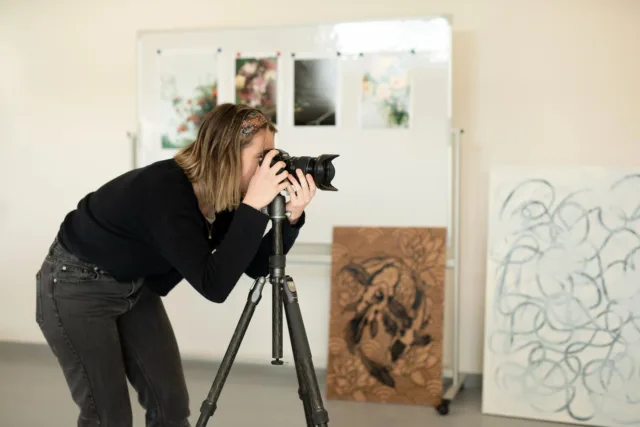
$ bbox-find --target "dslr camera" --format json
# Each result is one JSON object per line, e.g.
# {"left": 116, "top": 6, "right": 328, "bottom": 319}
{"left": 261, "top": 149, "right": 339, "bottom": 191}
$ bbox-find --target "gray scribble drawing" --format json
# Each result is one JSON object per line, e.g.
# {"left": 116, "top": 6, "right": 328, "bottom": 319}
{"left": 483, "top": 169, "right": 640, "bottom": 426}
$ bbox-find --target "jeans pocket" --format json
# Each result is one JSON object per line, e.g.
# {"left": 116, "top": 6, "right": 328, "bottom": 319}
{"left": 54, "top": 262, "right": 100, "bottom": 284}
{"left": 36, "top": 270, "right": 43, "bottom": 325}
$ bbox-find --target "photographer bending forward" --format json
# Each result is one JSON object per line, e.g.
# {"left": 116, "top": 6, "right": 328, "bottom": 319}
{"left": 35, "top": 103, "right": 316, "bottom": 427}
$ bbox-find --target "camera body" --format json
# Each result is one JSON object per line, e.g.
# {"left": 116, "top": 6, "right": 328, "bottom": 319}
{"left": 261, "top": 149, "right": 339, "bottom": 191}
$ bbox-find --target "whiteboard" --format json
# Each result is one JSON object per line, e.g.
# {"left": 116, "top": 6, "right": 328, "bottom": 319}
{"left": 136, "top": 17, "right": 453, "bottom": 245}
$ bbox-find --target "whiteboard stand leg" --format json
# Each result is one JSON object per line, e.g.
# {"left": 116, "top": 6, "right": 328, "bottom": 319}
{"left": 437, "top": 128, "right": 465, "bottom": 416}
{"left": 127, "top": 131, "right": 138, "bottom": 169}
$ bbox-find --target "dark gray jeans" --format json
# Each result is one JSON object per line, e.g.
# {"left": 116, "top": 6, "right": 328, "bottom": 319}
{"left": 36, "top": 239, "right": 191, "bottom": 426}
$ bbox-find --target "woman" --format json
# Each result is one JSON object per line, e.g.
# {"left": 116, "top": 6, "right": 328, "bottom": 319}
{"left": 35, "top": 103, "right": 316, "bottom": 427}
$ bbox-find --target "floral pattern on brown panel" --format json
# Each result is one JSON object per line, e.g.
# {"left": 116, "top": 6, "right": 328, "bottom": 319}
{"left": 326, "top": 227, "right": 446, "bottom": 406}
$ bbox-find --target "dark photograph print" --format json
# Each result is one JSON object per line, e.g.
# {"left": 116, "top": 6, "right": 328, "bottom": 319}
{"left": 293, "top": 58, "right": 338, "bottom": 126}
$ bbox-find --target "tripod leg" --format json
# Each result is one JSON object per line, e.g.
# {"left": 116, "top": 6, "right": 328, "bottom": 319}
{"left": 271, "top": 276, "right": 284, "bottom": 365}
{"left": 289, "top": 318, "right": 315, "bottom": 427}
{"left": 281, "top": 276, "right": 330, "bottom": 427}
{"left": 196, "top": 277, "right": 267, "bottom": 427}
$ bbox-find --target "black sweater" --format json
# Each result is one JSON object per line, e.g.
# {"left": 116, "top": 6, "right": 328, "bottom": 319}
{"left": 57, "top": 159, "right": 304, "bottom": 303}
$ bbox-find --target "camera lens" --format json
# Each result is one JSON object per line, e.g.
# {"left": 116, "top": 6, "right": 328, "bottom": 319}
{"left": 264, "top": 150, "right": 339, "bottom": 191}
{"left": 287, "top": 155, "right": 338, "bottom": 191}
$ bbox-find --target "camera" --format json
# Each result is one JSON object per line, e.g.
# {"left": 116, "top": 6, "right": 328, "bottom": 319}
{"left": 262, "top": 149, "right": 339, "bottom": 191}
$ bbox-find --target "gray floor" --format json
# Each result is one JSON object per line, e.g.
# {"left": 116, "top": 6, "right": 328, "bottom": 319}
{"left": 1, "top": 342, "right": 559, "bottom": 427}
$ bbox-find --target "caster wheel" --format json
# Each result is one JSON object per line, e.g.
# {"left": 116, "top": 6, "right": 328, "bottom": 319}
{"left": 436, "top": 399, "right": 450, "bottom": 415}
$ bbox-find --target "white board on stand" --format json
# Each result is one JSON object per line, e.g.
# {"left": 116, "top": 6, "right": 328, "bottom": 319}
{"left": 136, "top": 18, "right": 453, "bottom": 246}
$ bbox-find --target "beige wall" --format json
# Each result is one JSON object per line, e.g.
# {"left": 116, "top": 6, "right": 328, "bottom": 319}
{"left": 1, "top": 0, "right": 638, "bottom": 374}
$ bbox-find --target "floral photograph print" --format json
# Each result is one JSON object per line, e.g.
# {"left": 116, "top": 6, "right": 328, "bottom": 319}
{"left": 235, "top": 56, "right": 278, "bottom": 124}
{"left": 326, "top": 226, "right": 446, "bottom": 406}
{"left": 359, "top": 55, "right": 411, "bottom": 129}
{"left": 157, "top": 50, "right": 218, "bottom": 149}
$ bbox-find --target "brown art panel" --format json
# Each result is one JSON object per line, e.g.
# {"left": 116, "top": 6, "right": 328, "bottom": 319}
{"left": 326, "top": 227, "right": 446, "bottom": 406}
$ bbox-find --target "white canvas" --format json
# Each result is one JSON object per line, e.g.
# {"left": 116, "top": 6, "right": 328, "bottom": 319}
{"left": 482, "top": 167, "right": 640, "bottom": 426}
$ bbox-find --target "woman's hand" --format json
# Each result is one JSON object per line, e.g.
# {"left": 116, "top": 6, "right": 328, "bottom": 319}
{"left": 243, "top": 150, "right": 289, "bottom": 211}
{"left": 286, "top": 169, "right": 317, "bottom": 224}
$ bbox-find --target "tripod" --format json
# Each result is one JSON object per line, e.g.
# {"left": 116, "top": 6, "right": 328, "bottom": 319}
{"left": 195, "top": 193, "right": 330, "bottom": 427}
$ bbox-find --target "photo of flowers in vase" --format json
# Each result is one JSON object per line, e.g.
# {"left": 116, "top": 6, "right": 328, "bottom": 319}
{"left": 160, "top": 81, "right": 218, "bottom": 149}
{"left": 359, "top": 55, "right": 411, "bottom": 129}
{"left": 235, "top": 57, "right": 278, "bottom": 124}
{"left": 157, "top": 51, "right": 218, "bottom": 149}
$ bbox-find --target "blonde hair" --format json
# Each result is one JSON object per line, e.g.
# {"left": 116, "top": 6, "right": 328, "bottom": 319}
{"left": 174, "top": 103, "right": 276, "bottom": 215}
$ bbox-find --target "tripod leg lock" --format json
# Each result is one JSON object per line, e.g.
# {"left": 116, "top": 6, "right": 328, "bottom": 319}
{"left": 249, "top": 276, "right": 266, "bottom": 303}
{"left": 297, "top": 387, "right": 329, "bottom": 426}
{"left": 312, "top": 409, "right": 329, "bottom": 425}
{"left": 283, "top": 276, "right": 298, "bottom": 303}
{"left": 199, "top": 400, "right": 217, "bottom": 417}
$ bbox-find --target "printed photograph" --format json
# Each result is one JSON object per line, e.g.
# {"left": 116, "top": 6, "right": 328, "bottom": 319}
{"left": 294, "top": 58, "right": 338, "bottom": 126}
{"left": 157, "top": 51, "right": 218, "bottom": 149}
{"left": 235, "top": 57, "right": 278, "bottom": 124}
{"left": 359, "top": 55, "right": 411, "bottom": 129}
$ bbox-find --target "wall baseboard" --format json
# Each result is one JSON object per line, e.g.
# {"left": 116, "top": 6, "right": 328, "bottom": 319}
{"left": 0, "top": 340, "right": 482, "bottom": 390}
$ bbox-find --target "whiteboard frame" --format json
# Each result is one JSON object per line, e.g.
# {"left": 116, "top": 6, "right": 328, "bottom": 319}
{"left": 132, "top": 16, "right": 466, "bottom": 409}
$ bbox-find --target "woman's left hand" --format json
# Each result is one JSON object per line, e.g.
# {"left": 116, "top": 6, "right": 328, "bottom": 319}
{"left": 286, "top": 169, "right": 317, "bottom": 225}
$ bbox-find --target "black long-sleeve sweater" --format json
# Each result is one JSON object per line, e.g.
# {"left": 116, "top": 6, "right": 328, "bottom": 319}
{"left": 57, "top": 158, "right": 304, "bottom": 303}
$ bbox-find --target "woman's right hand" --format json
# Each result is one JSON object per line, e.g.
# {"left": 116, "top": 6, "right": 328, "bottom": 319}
{"left": 242, "top": 150, "right": 290, "bottom": 211}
